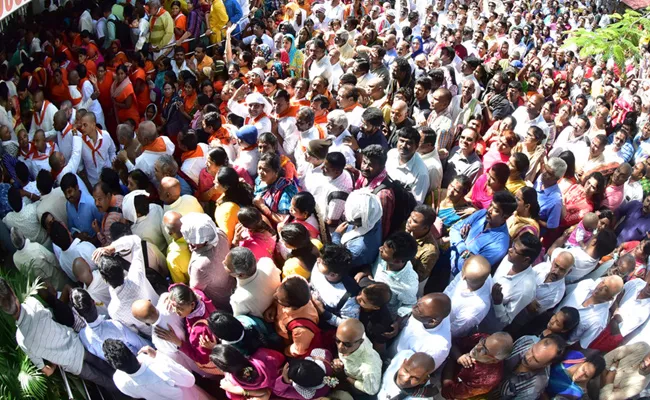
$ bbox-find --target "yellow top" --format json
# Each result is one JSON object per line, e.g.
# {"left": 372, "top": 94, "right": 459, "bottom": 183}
{"left": 166, "top": 237, "right": 191, "bottom": 284}
{"left": 208, "top": 0, "right": 229, "bottom": 42}
{"left": 215, "top": 201, "right": 240, "bottom": 244}
{"left": 281, "top": 239, "right": 323, "bottom": 280}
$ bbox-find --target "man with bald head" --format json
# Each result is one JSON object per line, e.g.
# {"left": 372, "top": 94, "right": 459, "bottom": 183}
{"left": 120, "top": 120, "right": 175, "bottom": 182}
{"left": 78, "top": 111, "right": 116, "bottom": 186}
{"left": 378, "top": 351, "right": 437, "bottom": 399}
{"left": 392, "top": 293, "right": 452, "bottom": 369}
{"left": 73, "top": 257, "right": 110, "bottom": 317}
{"left": 582, "top": 253, "right": 636, "bottom": 282}
{"left": 511, "top": 92, "right": 550, "bottom": 142}
{"left": 29, "top": 88, "right": 58, "bottom": 135}
{"left": 557, "top": 275, "right": 625, "bottom": 348}
{"left": 444, "top": 255, "right": 493, "bottom": 338}
{"left": 160, "top": 177, "right": 203, "bottom": 215}
{"left": 131, "top": 297, "right": 199, "bottom": 374}
{"left": 49, "top": 123, "right": 85, "bottom": 189}
{"left": 427, "top": 88, "right": 453, "bottom": 150}
{"left": 332, "top": 319, "right": 382, "bottom": 396}
{"left": 115, "top": 123, "right": 139, "bottom": 164}
{"left": 507, "top": 251, "right": 575, "bottom": 336}
{"left": 45, "top": 109, "right": 76, "bottom": 161}
{"left": 163, "top": 210, "right": 190, "bottom": 283}
{"left": 387, "top": 99, "right": 414, "bottom": 148}
{"left": 490, "top": 333, "right": 567, "bottom": 399}
{"left": 442, "top": 332, "right": 514, "bottom": 399}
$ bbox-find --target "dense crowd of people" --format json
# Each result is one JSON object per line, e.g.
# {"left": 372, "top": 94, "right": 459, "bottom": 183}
{"left": 2, "top": 0, "right": 650, "bottom": 398}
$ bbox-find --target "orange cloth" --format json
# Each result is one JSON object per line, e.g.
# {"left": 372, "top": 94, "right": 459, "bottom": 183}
{"left": 174, "top": 13, "right": 189, "bottom": 52}
{"left": 181, "top": 145, "right": 204, "bottom": 162}
{"left": 49, "top": 81, "right": 72, "bottom": 106}
{"left": 130, "top": 68, "right": 149, "bottom": 117}
{"left": 276, "top": 105, "right": 300, "bottom": 119}
{"left": 112, "top": 80, "right": 141, "bottom": 124}
{"left": 141, "top": 136, "right": 167, "bottom": 152}
{"left": 97, "top": 70, "right": 115, "bottom": 110}
{"left": 83, "top": 59, "right": 97, "bottom": 76}
{"left": 109, "top": 52, "right": 128, "bottom": 69}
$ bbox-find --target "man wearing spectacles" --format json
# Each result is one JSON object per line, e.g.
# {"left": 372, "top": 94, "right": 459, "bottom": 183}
{"left": 441, "top": 332, "right": 514, "bottom": 399}
{"left": 331, "top": 319, "right": 382, "bottom": 397}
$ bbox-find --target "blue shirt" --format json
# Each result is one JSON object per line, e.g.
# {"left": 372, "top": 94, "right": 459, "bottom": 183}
{"left": 176, "top": 175, "right": 194, "bottom": 197}
{"left": 223, "top": 0, "right": 243, "bottom": 24}
{"left": 332, "top": 222, "right": 382, "bottom": 270}
{"left": 66, "top": 191, "right": 103, "bottom": 237}
{"left": 607, "top": 134, "right": 634, "bottom": 163}
{"left": 615, "top": 200, "right": 650, "bottom": 245}
{"left": 535, "top": 178, "right": 562, "bottom": 230}
{"left": 449, "top": 209, "right": 510, "bottom": 276}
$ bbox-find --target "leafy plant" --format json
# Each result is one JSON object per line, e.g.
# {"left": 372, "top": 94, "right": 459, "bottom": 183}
{"left": 0, "top": 270, "right": 85, "bottom": 399}
{"left": 563, "top": 8, "right": 650, "bottom": 70}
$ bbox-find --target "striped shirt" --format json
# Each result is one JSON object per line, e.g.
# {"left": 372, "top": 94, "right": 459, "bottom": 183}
{"left": 16, "top": 297, "right": 85, "bottom": 375}
{"left": 488, "top": 335, "right": 549, "bottom": 400}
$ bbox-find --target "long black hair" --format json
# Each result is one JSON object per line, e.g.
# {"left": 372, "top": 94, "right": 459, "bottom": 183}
{"left": 281, "top": 223, "right": 318, "bottom": 272}
{"left": 217, "top": 167, "right": 253, "bottom": 206}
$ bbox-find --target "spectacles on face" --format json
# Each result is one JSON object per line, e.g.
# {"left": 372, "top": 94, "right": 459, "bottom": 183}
{"left": 474, "top": 337, "right": 498, "bottom": 359}
{"left": 335, "top": 337, "right": 363, "bottom": 348}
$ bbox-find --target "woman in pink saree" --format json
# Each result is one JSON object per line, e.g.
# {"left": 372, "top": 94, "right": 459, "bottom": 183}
{"left": 469, "top": 162, "right": 510, "bottom": 210}
{"left": 560, "top": 172, "right": 606, "bottom": 228}
{"left": 210, "top": 344, "right": 285, "bottom": 400}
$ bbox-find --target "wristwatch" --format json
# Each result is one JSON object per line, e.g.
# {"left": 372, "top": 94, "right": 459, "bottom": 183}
{"left": 609, "top": 366, "right": 617, "bottom": 372}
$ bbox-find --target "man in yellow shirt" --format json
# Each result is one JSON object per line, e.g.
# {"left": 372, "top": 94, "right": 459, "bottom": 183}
{"left": 163, "top": 211, "right": 191, "bottom": 284}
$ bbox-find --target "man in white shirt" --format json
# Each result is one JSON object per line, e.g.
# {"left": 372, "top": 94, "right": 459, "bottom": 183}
{"left": 48, "top": 133, "right": 87, "bottom": 193}
{"left": 294, "top": 107, "right": 327, "bottom": 173}
{"left": 556, "top": 275, "right": 624, "bottom": 348}
{"left": 391, "top": 293, "right": 452, "bottom": 369}
{"left": 49, "top": 220, "right": 97, "bottom": 281}
{"left": 73, "top": 258, "right": 111, "bottom": 317}
{"left": 325, "top": 0, "right": 345, "bottom": 24}
{"left": 94, "top": 236, "right": 160, "bottom": 336}
{"left": 11, "top": 228, "right": 71, "bottom": 291}
{"left": 178, "top": 131, "right": 208, "bottom": 186}
{"left": 305, "top": 38, "right": 333, "bottom": 87}
{"left": 321, "top": 152, "right": 354, "bottom": 229}
{"left": 70, "top": 67, "right": 105, "bottom": 129}
{"left": 385, "top": 127, "right": 430, "bottom": 204}
{"left": 510, "top": 93, "right": 550, "bottom": 142}
{"left": 271, "top": 90, "right": 300, "bottom": 156}
{"left": 590, "top": 279, "right": 650, "bottom": 352}
{"left": 417, "top": 126, "right": 443, "bottom": 193}
{"left": 78, "top": 112, "right": 116, "bottom": 186}
{"left": 480, "top": 233, "right": 542, "bottom": 333}
{"left": 131, "top": 296, "right": 201, "bottom": 375}
{"left": 378, "top": 351, "right": 438, "bottom": 399}
{"left": 444, "top": 255, "right": 493, "bottom": 338}
{"left": 241, "top": 20, "right": 275, "bottom": 52}
{"left": 0, "top": 279, "right": 118, "bottom": 392}
{"left": 223, "top": 247, "right": 280, "bottom": 318}
{"left": 79, "top": 9, "right": 94, "bottom": 34}
{"left": 370, "top": 232, "right": 420, "bottom": 320}
{"left": 549, "top": 229, "right": 618, "bottom": 283}
{"left": 326, "top": 110, "right": 356, "bottom": 166}
{"left": 122, "top": 190, "right": 167, "bottom": 252}
{"left": 29, "top": 89, "right": 58, "bottom": 135}
{"left": 508, "top": 251, "right": 574, "bottom": 335}
{"left": 121, "top": 121, "right": 175, "bottom": 182}
{"left": 46, "top": 110, "right": 76, "bottom": 162}
{"left": 72, "top": 288, "right": 150, "bottom": 361}
{"left": 103, "top": 340, "right": 210, "bottom": 400}
{"left": 337, "top": 85, "right": 365, "bottom": 129}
